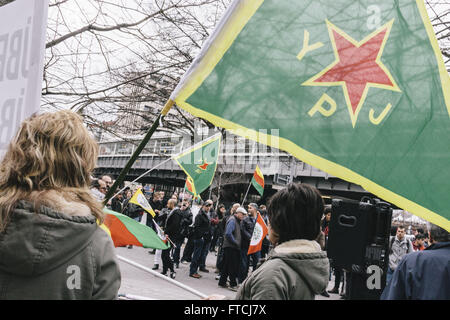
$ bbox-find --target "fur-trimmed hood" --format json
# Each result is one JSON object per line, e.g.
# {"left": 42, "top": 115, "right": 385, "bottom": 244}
{"left": 0, "top": 194, "right": 98, "bottom": 277}
{"left": 269, "top": 239, "right": 330, "bottom": 294}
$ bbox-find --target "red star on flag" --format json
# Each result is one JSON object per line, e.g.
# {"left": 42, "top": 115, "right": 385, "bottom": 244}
{"left": 304, "top": 20, "right": 400, "bottom": 127}
{"left": 198, "top": 161, "right": 209, "bottom": 170}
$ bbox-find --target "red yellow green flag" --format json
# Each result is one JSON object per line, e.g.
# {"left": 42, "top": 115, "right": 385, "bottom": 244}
{"left": 248, "top": 212, "right": 268, "bottom": 255}
{"left": 184, "top": 177, "right": 202, "bottom": 201}
{"left": 251, "top": 165, "right": 264, "bottom": 196}
{"left": 101, "top": 208, "right": 169, "bottom": 249}
{"left": 170, "top": 0, "right": 450, "bottom": 231}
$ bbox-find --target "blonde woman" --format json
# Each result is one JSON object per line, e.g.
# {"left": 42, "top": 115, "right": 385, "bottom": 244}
{"left": 0, "top": 110, "right": 121, "bottom": 299}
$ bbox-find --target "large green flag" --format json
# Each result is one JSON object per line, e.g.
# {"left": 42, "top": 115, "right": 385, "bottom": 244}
{"left": 170, "top": 0, "right": 450, "bottom": 231}
{"left": 174, "top": 134, "right": 221, "bottom": 197}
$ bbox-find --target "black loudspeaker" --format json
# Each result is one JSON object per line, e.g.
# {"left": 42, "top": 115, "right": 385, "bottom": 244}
{"left": 327, "top": 199, "right": 376, "bottom": 267}
{"left": 327, "top": 197, "right": 392, "bottom": 300}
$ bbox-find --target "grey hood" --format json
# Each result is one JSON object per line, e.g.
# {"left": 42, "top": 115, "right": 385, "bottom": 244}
{"left": 269, "top": 239, "right": 330, "bottom": 294}
{"left": 0, "top": 199, "right": 97, "bottom": 277}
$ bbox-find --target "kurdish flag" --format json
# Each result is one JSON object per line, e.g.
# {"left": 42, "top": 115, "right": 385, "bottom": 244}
{"left": 129, "top": 188, "right": 156, "bottom": 217}
{"left": 102, "top": 208, "right": 169, "bottom": 249}
{"left": 251, "top": 165, "right": 264, "bottom": 196}
{"left": 184, "top": 176, "right": 195, "bottom": 195}
{"left": 184, "top": 177, "right": 202, "bottom": 201}
{"left": 248, "top": 212, "right": 268, "bottom": 255}
{"left": 174, "top": 134, "right": 221, "bottom": 197}
{"left": 170, "top": 1, "right": 450, "bottom": 231}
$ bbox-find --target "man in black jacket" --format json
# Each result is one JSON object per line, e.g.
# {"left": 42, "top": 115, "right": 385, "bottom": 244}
{"left": 166, "top": 200, "right": 192, "bottom": 269}
{"left": 159, "top": 199, "right": 178, "bottom": 278}
{"left": 238, "top": 203, "right": 256, "bottom": 283}
{"left": 111, "top": 193, "right": 123, "bottom": 213}
{"left": 189, "top": 200, "right": 213, "bottom": 279}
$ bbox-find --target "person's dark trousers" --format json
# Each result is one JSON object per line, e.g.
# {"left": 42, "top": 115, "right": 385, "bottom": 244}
{"left": 181, "top": 236, "right": 194, "bottom": 262}
{"left": 218, "top": 247, "right": 241, "bottom": 287}
{"left": 172, "top": 238, "right": 184, "bottom": 265}
{"left": 210, "top": 228, "right": 219, "bottom": 251}
{"left": 248, "top": 251, "right": 261, "bottom": 271}
{"left": 161, "top": 247, "right": 174, "bottom": 274}
{"left": 238, "top": 249, "right": 250, "bottom": 283}
{"left": 261, "top": 240, "right": 269, "bottom": 259}
{"left": 189, "top": 238, "right": 204, "bottom": 275}
{"left": 200, "top": 239, "right": 211, "bottom": 269}
{"left": 334, "top": 267, "right": 343, "bottom": 290}
{"left": 215, "top": 236, "right": 224, "bottom": 271}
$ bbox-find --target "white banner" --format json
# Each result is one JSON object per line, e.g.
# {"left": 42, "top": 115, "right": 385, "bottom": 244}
{"left": 0, "top": 0, "right": 48, "bottom": 157}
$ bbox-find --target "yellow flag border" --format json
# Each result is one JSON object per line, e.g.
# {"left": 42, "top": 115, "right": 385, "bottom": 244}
{"left": 172, "top": 1, "right": 450, "bottom": 231}
{"left": 416, "top": 0, "right": 450, "bottom": 118}
{"left": 129, "top": 188, "right": 156, "bottom": 217}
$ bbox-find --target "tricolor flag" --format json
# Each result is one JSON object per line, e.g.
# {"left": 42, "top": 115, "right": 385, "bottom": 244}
{"left": 248, "top": 212, "right": 269, "bottom": 255}
{"left": 251, "top": 165, "right": 264, "bottom": 196}
{"left": 170, "top": 0, "right": 450, "bottom": 231}
{"left": 129, "top": 188, "right": 156, "bottom": 217}
{"left": 174, "top": 134, "right": 221, "bottom": 197}
{"left": 184, "top": 177, "right": 202, "bottom": 201}
{"left": 101, "top": 208, "right": 169, "bottom": 249}
{"left": 184, "top": 176, "right": 196, "bottom": 195}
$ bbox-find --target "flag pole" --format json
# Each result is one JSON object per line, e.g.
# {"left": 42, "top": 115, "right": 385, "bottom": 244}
{"left": 241, "top": 180, "right": 252, "bottom": 207}
{"left": 109, "top": 157, "right": 173, "bottom": 202}
{"left": 112, "top": 133, "right": 221, "bottom": 203}
{"left": 103, "top": 100, "right": 175, "bottom": 206}
{"left": 152, "top": 220, "right": 176, "bottom": 248}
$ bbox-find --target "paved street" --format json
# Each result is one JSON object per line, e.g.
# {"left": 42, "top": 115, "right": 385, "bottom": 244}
{"left": 115, "top": 245, "right": 342, "bottom": 300}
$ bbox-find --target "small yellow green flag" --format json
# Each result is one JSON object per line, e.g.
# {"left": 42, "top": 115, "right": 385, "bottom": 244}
{"left": 129, "top": 188, "right": 156, "bottom": 217}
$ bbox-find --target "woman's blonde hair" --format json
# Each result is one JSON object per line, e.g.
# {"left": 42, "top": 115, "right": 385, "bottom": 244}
{"left": 0, "top": 110, "right": 104, "bottom": 231}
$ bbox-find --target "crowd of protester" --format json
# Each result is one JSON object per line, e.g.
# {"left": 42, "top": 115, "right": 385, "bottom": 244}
{"left": 98, "top": 183, "right": 274, "bottom": 292}
{"left": 0, "top": 110, "right": 448, "bottom": 300}
{"left": 90, "top": 175, "right": 450, "bottom": 300}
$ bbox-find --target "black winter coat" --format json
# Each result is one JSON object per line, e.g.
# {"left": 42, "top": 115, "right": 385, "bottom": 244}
{"left": 164, "top": 208, "right": 184, "bottom": 241}
{"left": 192, "top": 209, "right": 211, "bottom": 240}
{"left": 240, "top": 215, "right": 255, "bottom": 251}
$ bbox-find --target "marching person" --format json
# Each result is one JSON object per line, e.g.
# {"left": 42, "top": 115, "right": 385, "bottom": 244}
{"left": 189, "top": 200, "right": 213, "bottom": 279}
{"left": 218, "top": 207, "right": 246, "bottom": 291}
{"left": 172, "top": 200, "right": 193, "bottom": 268}
{"left": 0, "top": 110, "right": 121, "bottom": 299}
{"left": 160, "top": 199, "right": 178, "bottom": 279}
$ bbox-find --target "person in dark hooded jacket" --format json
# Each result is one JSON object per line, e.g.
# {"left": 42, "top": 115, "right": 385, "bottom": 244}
{"left": 0, "top": 110, "right": 121, "bottom": 300}
{"left": 235, "top": 183, "right": 329, "bottom": 300}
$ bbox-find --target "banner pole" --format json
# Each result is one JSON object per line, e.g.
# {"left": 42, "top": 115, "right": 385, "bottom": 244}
{"left": 241, "top": 181, "right": 252, "bottom": 207}
{"left": 109, "top": 157, "right": 173, "bottom": 201}
{"left": 103, "top": 100, "right": 174, "bottom": 205}
{"left": 152, "top": 219, "right": 176, "bottom": 248}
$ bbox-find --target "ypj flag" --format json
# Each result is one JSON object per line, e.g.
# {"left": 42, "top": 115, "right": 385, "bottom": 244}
{"left": 248, "top": 212, "right": 268, "bottom": 255}
{"left": 129, "top": 188, "right": 156, "bottom": 217}
{"left": 174, "top": 134, "right": 221, "bottom": 197}
{"left": 101, "top": 208, "right": 169, "bottom": 249}
{"left": 170, "top": 0, "right": 450, "bottom": 231}
{"left": 251, "top": 165, "right": 264, "bottom": 196}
